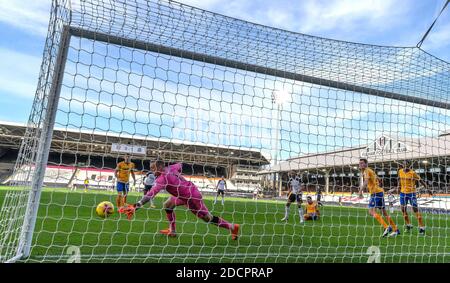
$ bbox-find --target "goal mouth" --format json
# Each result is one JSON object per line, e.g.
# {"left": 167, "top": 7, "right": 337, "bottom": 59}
{"left": 1, "top": 0, "right": 449, "bottom": 264}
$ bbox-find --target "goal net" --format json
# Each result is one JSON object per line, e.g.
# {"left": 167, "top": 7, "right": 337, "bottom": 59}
{"left": 1, "top": 0, "right": 449, "bottom": 263}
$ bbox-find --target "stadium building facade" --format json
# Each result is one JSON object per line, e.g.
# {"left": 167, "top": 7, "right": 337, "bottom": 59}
{"left": 261, "top": 134, "right": 450, "bottom": 197}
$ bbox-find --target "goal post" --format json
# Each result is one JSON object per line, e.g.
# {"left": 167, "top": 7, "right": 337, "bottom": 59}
{"left": 0, "top": 1, "right": 72, "bottom": 262}
{"left": 18, "top": 25, "right": 72, "bottom": 260}
{"left": 1, "top": 0, "right": 449, "bottom": 263}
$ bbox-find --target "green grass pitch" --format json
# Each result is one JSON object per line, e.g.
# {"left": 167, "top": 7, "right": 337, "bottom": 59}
{"left": 1, "top": 187, "right": 449, "bottom": 263}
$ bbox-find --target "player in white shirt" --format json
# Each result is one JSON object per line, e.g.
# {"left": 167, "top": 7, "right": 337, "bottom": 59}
{"left": 281, "top": 171, "right": 304, "bottom": 223}
{"left": 387, "top": 191, "right": 396, "bottom": 214}
{"left": 143, "top": 170, "right": 156, "bottom": 208}
{"left": 253, "top": 188, "right": 259, "bottom": 200}
{"left": 214, "top": 177, "right": 227, "bottom": 205}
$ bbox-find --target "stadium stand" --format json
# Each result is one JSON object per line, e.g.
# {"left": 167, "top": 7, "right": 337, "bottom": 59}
{"left": 71, "top": 168, "right": 116, "bottom": 190}
{"left": 0, "top": 121, "right": 270, "bottom": 194}
{"left": 186, "top": 176, "right": 215, "bottom": 193}
{"left": 230, "top": 165, "right": 262, "bottom": 195}
{"left": 43, "top": 165, "right": 77, "bottom": 187}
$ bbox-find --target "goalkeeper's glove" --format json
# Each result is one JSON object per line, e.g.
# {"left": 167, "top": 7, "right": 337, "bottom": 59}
{"left": 120, "top": 204, "right": 138, "bottom": 220}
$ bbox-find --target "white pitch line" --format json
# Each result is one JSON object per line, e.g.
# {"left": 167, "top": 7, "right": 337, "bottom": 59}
{"left": 32, "top": 252, "right": 450, "bottom": 260}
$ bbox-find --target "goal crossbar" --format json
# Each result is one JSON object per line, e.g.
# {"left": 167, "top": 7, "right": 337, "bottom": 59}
{"left": 69, "top": 27, "right": 450, "bottom": 110}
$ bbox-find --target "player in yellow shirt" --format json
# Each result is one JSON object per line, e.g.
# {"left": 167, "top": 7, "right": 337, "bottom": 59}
{"left": 115, "top": 155, "right": 136, "bottom": 208}
{"left": 84, "top": 178, "right": 89, "bottom": 193}
{"left": 303, "top": 196, "right": 320, "bottom": 221}
{"left": 389, "top": 161, "right": 431, "bottom": 235}
{"left": 358, "top": 158, "right": 400, "bottom": 237}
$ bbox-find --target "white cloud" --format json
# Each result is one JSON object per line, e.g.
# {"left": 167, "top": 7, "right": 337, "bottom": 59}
{"left": 421, "top": 21, "right": 450, "bottom": 53}
{"left": 0, "top": 0, "right": 51, "bottom": 36}
{"left": 264, "top": 0, "right": 414, "bottom": 45}
{"left": 176, "top": 0, "right": 409, "bottom": 39}
{"left": 323, "top": 0, "right": 385, "bottom": 18}
{"left": 175, "top": 0, "right": 224, "bottom": 10}
{"left": 0, "top": 48, "right": 42, "bottom": 98}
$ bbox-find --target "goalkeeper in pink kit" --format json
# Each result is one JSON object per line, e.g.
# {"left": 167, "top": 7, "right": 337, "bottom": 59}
{"left": 120, "top": 160, "right": 240, "bottom": 240}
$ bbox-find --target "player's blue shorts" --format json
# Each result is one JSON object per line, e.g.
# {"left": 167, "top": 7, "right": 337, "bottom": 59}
{"left": 116, "top": 182, "right": 129, "bottom": 193}
{"left": 368, "top": 192, "right": 385, "bottom": 209}
{"left": 400, "top": 193, "right": 418, "bottom": 208}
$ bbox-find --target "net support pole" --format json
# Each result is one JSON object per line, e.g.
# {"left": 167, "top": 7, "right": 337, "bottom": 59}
{"left": 273, "top": 102, "right": 282, "bottom": 197}
{"left": 17, "top": 25, "right": 71, "bottom": 260}
{"left": 278, "top": 174, "right": 283, "bottom": 198}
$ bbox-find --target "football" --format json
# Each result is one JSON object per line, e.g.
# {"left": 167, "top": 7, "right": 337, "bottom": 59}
{"left": 96, "top": 201, "right": 114, "bottom": 218}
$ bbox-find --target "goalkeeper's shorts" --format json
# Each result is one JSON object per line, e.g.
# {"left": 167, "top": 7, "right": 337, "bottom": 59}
{"left": 170, "top": 196, "right": 209, "bottom": 219}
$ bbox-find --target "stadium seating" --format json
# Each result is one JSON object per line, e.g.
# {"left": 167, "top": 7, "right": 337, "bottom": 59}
{"left": 72, "top": 168, "right": 116, "bottom": 190}
{"left": 224, "top": 180, "right": 238, "bottom": 191}
{"left": 0, "top": 162, "right": 14, "bottom": 183}
{"left": 4, "top": 165, "right": 76, "bottom": 187}
{"left": 186, "top": 176, "right": 215, "bottom": 193}
{"left": 43, "top": 165, "right": 77, "bottom": 187}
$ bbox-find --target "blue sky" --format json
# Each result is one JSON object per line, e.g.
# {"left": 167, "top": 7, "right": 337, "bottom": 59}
{"left": 0, "top": 0, "right": 449, "bottom": 161}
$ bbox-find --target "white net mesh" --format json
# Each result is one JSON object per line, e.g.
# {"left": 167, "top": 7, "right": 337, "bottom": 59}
{"left": 1, "top": 0, "right": 449, "bottom": 263}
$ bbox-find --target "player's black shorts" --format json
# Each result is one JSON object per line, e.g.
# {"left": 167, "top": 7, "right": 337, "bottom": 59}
{"left": 317, "top": 195, "right": 322, "bottom": 202}
{"left": 288, "top": 193, "right": 302, "bottom": 203}
{"left": 143, "top": 185, "right": 152, "bottom": 195}
{"left": 217, "top": 189, "right": 225, "bottom": 196}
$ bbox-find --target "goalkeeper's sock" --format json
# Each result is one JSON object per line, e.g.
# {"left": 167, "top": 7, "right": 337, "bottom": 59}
{"left": 415, "top": 212, "right": 424, "bottom": 227}
{"left": 165, "top": 209, "right": 176, "bottom": 232}
{"left": 373, "top": 213, "right": 388, "bottom": 229}
{"left": 123, "top": 195, "right": 127, "bottom": 205}
{"left": 387, "top": 216, "right": 398, "bottom": 231}
{"left": 211, "top": 216, "right": 233, "bottom": 230}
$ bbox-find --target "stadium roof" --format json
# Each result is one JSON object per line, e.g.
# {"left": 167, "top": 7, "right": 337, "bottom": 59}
{"left": 0, "top": 121, "right": 270, "bottom": 167}
{"left": 259, "top": 134, "right": 450, "bottom": 174}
